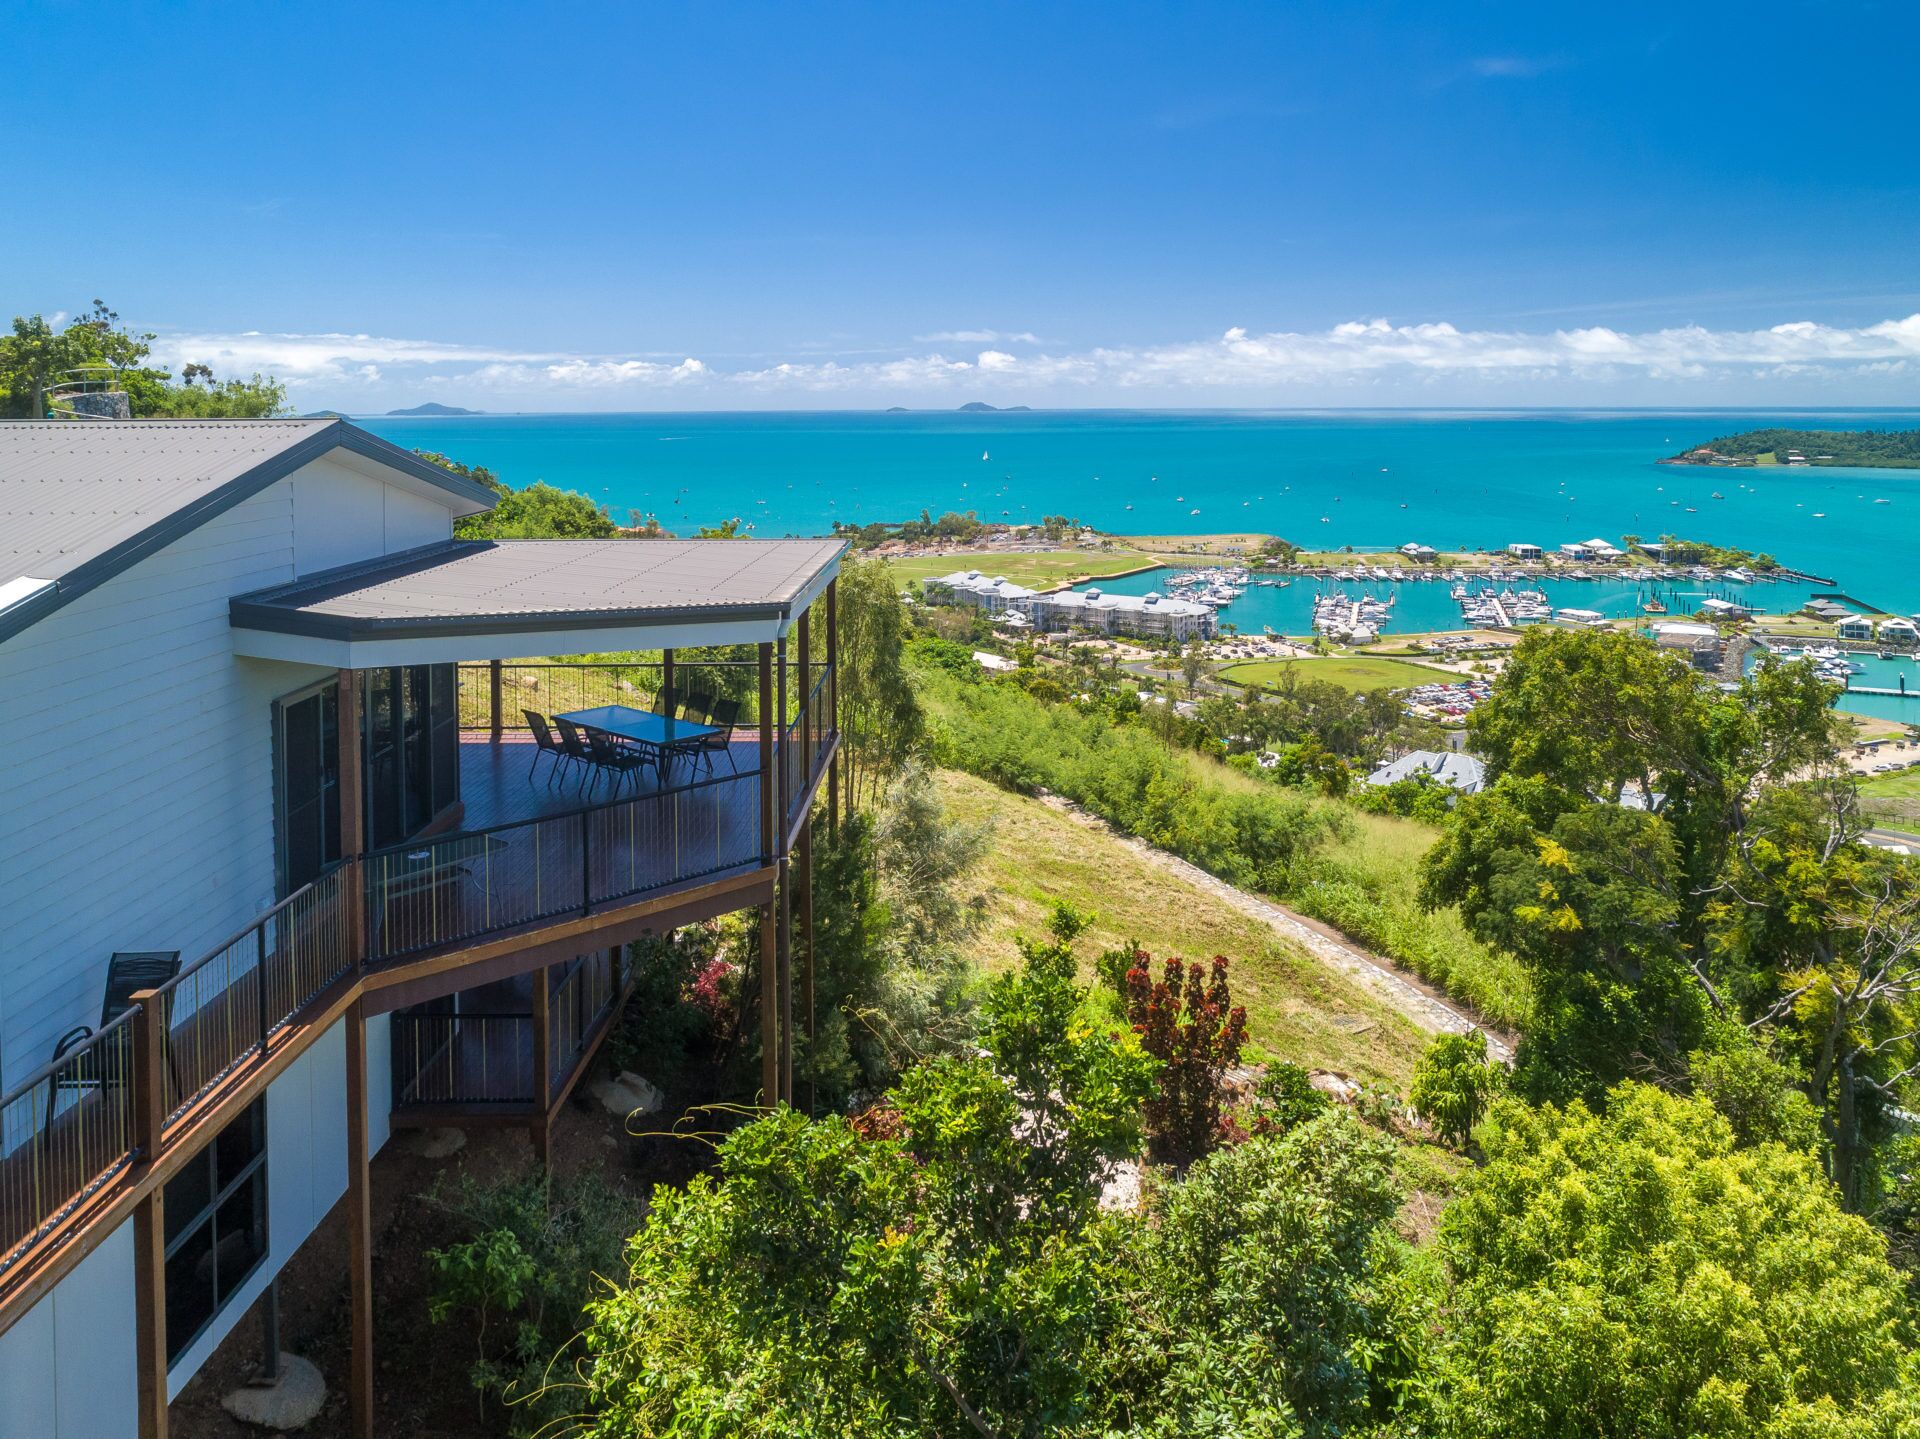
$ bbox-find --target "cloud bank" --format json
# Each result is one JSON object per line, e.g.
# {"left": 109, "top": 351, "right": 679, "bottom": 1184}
{"left": 149, "top": 315, "right": 1920, "bottom": 411}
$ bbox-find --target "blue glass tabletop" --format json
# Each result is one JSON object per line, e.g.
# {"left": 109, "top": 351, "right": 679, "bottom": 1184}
{"left": 559, "top": 704, "right": 717, "bottom": 747}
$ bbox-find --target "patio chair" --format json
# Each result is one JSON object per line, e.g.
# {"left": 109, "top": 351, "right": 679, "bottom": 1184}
{"left": 50, "top": 951, "right": 182, "bottom": 1094}
{"left": 694, "top": 697, "right": 743, "bottom": 774}
{"left": 552, "top": 717, "right": 596, "bottom": 785}
{"left": 585, "top": 725, "right": 653, "bottom": 794}
{"left": 678, "top": 692, "right": 714, "bottom": 724}
{"left": 523, "top": 709, "right": 571, "bottom": 783}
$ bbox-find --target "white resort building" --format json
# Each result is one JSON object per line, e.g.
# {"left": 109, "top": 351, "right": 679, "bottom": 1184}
{"left": 924, "top": 571, "right": 1216, "bottom": 642}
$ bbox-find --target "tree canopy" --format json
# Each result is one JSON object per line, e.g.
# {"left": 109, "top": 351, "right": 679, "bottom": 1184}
{"left": 1, "top": 301, "right": 286, "bottom": 417}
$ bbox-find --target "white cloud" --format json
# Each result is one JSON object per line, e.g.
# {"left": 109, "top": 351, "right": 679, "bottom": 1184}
{"left": 161, "top": 314, "right": 1920, "bottom": 409}
{"left": 912, "top": 329, "right": 1042, "bottom": 345}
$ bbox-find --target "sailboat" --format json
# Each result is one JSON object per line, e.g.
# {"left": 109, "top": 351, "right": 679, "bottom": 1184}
{"left": 981, "top": 450, "right": 989, "bottom": 461}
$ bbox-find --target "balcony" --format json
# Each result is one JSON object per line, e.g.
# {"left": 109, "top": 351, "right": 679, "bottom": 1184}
{"left": 0, "top": 661, "right": 835, "bottom": 1298}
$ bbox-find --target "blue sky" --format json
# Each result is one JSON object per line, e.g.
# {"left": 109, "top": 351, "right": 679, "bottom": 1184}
{"left": 9, "top": 0, "right": 1920, "bottom": 410}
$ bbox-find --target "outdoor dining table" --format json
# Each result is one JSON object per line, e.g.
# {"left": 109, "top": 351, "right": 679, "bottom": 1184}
{"left": 559, "top": 703, "right": 719, "bottom": 783}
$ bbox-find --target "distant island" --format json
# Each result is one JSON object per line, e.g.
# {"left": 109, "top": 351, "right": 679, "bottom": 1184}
{"left": 303, "top": 409, "right": 351, "bottom": 419}
{"left": 1664, "top": 427, "right": 1920, "bottom": 470}
{"left": 957, "top": 401, "right": 1032, "bottom": 413}
{"left": 387, "top": 402, "right": 483, "bottom": 417}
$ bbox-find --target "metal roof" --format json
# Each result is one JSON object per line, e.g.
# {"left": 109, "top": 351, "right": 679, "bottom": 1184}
{"left": 0, "top": 419, "right": 498, "bottom": 643}
{"left": 229, "top": 537, "right": 846, "bottom": 642}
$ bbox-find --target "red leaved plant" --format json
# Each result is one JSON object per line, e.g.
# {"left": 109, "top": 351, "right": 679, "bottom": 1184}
{"left": 1123, "top": 952, "right": 1248, "bottom": 1165}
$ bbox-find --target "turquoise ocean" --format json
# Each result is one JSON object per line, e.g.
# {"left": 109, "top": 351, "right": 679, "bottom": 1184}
{"left": 359, "top": 409, "right": 1920, "bottom": 717}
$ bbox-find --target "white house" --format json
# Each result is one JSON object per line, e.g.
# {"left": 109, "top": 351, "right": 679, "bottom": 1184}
{"left": 1836, "top": 615, "right": 1877, "bottom": 641}
{"left": 0, "top": 419, "right": 842, "bottom": 1436}
{"left": 1652, "top": 621, "right": 1723, "bottom": 669}
{"left": 1560, "top": 538, "right": 1623, "bottom": 563}
{"left": 1399, "top": 542, "right": 1438, "bottom": 562}
{"left": 1505, "top": 542, "right": 1543, "bottom": 560}
{"left": 922, "top": 569, "right": 1039, "bottom": 614}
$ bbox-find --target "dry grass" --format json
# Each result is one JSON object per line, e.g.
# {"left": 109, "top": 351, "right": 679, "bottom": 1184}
{"left": 936, "top": 768, "right": 1432, "bottom": 1085}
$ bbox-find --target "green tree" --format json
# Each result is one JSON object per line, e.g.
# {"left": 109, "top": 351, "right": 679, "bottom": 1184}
{"left": 1428, "top": 1084, "right": 1919, "bottom": 1439}
{"left": 1409, "top": 1029, "right": 1504, "bottom": 1148}
{"left": 837, "top": 554, "right": 923, "bottom": 811}
{"left": 1, "top": 301, "right": 288, "bottom": 417}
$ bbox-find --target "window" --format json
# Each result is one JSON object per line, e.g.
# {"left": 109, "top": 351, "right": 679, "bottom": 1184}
{"left": 273, "top": 680, "right": 341, "bottom": 896}
{"left": 164, "top": 1100, "right": 267, "bottom": 1363}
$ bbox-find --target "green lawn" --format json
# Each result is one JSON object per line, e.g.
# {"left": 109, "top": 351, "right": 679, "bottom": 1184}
{"left": 935, "top": 769, "right": 1432, "bottom": 1085}
{"left": 887, "top": 549, "right": 1155, "bottom": 590}
{"left": 1218, "top": 656, "right": 1459, "bottom": 694}
{"left": 1859, "top": 765, "right": 1920, "bottom": 828}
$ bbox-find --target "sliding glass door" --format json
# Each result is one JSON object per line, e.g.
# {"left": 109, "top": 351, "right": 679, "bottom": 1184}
{"left": 362, "top": 663, "right": 461, "bottom": 850}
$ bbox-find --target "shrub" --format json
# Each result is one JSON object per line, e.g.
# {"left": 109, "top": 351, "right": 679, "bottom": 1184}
{"left": 1409, "top": 1030, "right": 1503, "bottom": 1148}
{"left": 1250, "top": 1060, "right": 1328, "bottom": 1134}
{"left": 1123, "top": 951, "right": 1248, "bottom": 1165}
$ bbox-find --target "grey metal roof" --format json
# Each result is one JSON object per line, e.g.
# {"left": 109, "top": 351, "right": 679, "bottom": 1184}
{"left": 229, "top": 537, "right": 846, "bottom": 641}
{"left": 1365, "top": 750, "right": 1488, "bottom": 793}
{"left": 0, "top": 419, "right": 499, "bottom": 643}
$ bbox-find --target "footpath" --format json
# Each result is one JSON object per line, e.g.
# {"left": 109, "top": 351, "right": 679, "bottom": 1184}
{"left": 1036, "top": 794, "right": 1517, "bottom": 1063}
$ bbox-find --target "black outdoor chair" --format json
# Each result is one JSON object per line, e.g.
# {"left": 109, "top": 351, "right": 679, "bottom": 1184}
{"left": 552, "top": 716, "right": 595, "bottom": 785}
{"left": 585, "top": 726, "right": 653, "bottom": 794}
{"left": 523, "top": 709, "right": 570, "bottom": 783}
{"left": 695, "top": 697, "right": 743, "bottom": 774}
{"left": 678, "top": 692, "right": 714, "bottom": 724}
{"left": 51, "top": 951, "right": 182, "bottom": 1094}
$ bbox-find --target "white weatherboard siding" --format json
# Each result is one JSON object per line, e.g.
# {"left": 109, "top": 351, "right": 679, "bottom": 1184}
{"left": 0, "top": 1026, "right": 395, "bottom": 1433}
{"left": 0, "top": 1211, "right": 136, "bottom": 1436}
{"left": 0, "top": 463, "right": 457, "bottom": 1089}
{"left": 291, "top": 454, "right": 457, "bottom": 575}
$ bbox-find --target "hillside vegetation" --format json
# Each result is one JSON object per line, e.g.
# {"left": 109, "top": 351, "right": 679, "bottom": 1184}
{"left": 1672, "top": 426, "right": 1920, "bottom": 468}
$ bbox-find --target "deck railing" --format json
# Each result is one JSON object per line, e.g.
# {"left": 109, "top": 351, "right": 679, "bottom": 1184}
{"left": 0, "top": 1012, "right": 140, "bottom": 1279}
{"left": 460, "top": 660, "right": 766, "bottom": 733}
{"left": 365, "top": 763, "right": 764, "bottom": 965}
{"left": 391, "top": 1013, "right": 536, "bottom": 1106}
{"left": 157, "top": 863, "right": 356, "bottom": 1124}
{"left": 548, "top": 951, "right": 620, "bottom": 1095}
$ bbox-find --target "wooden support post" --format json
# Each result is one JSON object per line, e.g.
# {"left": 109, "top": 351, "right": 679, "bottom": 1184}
{"left": 796, "top": 606, "right": 811, "bottom": 772}
{"left": 531, "top": 963, "right": 553, "bottom": 1170}
{"left": 345, "top": 998, "right": 374, "bottom": 1438}
{"left": 131, "top": 989, "right": 169, "bottom": 1439}
{"left": 488, "top": 659, "right": 503, "bottom": 745}
{"left": 799, "top": 812, "right": 815, "bottom": 1117}
{"left": 756, "top": 644, "right": 778, "bottom": 1106}
{"left": 662, "top": 648, "right": 675, "bottom": 716}
{"left": 777, "top": 856, "right": 793, "bottom": 1106}
{"left": 825, "top": 578, "right": 840, "bottom": 835}
{"left": 336, "top": 670, "right": 367, "bottom": 965}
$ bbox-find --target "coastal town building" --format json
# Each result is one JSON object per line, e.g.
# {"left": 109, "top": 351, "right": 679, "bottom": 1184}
{"left": 922, "top": 570, "right": 1215, "bottom": 642}
{"left": 1363, "top": 750, "right": 1488, "bottom": 796}
{"left": 1837, "top": 615, "right": 1877, "bottom": 641}
{"left": 922, "top": 569, "right": 1040, "bottom": 614}
{"left": 1698, "top": 597, "right": 1755, "bottom": 620}
{"left": 1030, "top": 586, "right": 1216, "bottom": 642}
{"left": 1399, "top": 542, "right": 1438, "bottom": 562}
{"left": 1558, "top": 538, "right": 1623, "bottom": 563}
{"left": 1505, "top": 542, "right": 1543, "bottom": 560}
{"left": 1881, "top": 618, "right": 1919, "bottom": 647}
{"left": 0, "top": 419, "right": 842, "bottom": 1438}
{"left": 1651, "top": 621, "right": 1724, "bottom": 670}
{"left": 1553, "top": 606, "right": 1608, "bottom": 627}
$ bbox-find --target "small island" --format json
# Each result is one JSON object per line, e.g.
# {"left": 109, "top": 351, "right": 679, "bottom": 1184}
{"left": 1664, "top": 427, "right": 1920, "bottom": 469}
{"left": 957, "top": 401, "right": 1033, "bottom": 413}
{"left": 387, "top": 402, "right": 484, "bottom": 417}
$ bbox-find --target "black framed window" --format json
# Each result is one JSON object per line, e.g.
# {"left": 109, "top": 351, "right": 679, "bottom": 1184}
{"left": 163, "top": 1100, "right": 267, "bottom": 1363}
{"left": 273, "top": 680, "right": 341, "bottom": 896}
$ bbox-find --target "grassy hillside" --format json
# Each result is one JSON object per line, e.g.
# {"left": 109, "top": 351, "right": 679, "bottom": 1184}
{"left": 936, "top": 768, "right": 1432, "bottom": 1085}
{"left": 885, "top": 549, "right": 1156, "bottom": 588}
{"left": 1219, "top": 656, "right": 1458, "bottom": 694}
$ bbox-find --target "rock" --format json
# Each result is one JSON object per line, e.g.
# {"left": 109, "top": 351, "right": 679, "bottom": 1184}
{"left": 519, "top": 673, "right": 540, "bottom": 690}
{"left": 399, "top": 1126, "right": 467, "bottom": 1159}
{"left": 1309, "top": 1069, "right": 1361, "bottom": 1102}
{"left": 589, "top": 1070, "right": 663, "bottom": 1118}
{"left": 220, "top": 1354, "right": 326, "bottom": 1431}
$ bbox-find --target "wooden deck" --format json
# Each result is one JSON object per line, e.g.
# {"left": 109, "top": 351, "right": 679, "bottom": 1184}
{"left": 366, "top": 736, "right": 767, "bottom": 965}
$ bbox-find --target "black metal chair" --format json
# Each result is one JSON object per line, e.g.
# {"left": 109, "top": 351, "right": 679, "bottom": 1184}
{"left": 523, "top": 709, "right": 570, "bottom": 783}
{"left": 695, "top": 697, "right": 743, "bottom": 774}
{"left": 585, "top": 726, "right": 653, "bottom": 794}
{"left": 51, "top": 951, "right": 182, "bottom": 1093}
{"left": 678, "top": 692, "right": 714, "bottom": 724}
{"left": 552, "top": 717, "right": 595, "bottom": 786}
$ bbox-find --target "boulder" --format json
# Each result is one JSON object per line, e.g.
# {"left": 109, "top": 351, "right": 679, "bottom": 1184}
{"left": 589, "top": 1070, "right": 663, "bottom": 1118}
{"left": 220, "top": 1354, "right": 326, "bottom": 1432}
